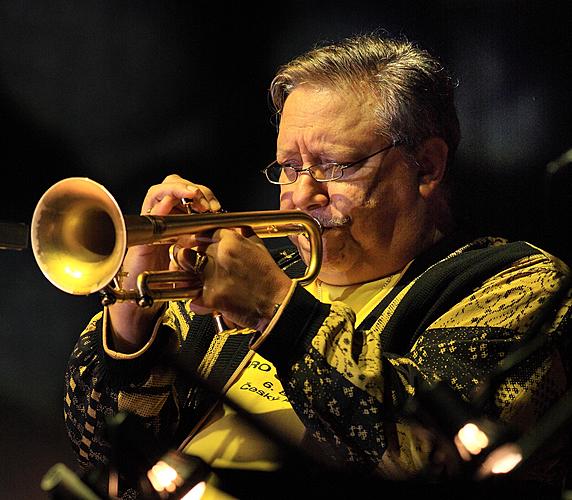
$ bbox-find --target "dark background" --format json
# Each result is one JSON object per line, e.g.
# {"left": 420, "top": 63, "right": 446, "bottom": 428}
{"left": 1, "top": 1, "right": 571, "bottom": 497}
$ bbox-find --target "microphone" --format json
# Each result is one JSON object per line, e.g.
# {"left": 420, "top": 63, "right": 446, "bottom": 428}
{"left": 0, "top": 221, "right": 29, "bottom": 250}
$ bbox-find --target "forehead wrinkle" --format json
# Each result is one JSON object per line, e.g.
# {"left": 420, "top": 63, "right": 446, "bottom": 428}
{"left": 277, "top": 93, "right": 375, "bottom": 160}
{"left": 277, "top": 123, "right": 333, "bottom": 161}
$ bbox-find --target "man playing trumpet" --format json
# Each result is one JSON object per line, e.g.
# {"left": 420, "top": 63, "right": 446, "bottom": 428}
{"left": 63, "top": 33, "right": 572, "bottom": 497}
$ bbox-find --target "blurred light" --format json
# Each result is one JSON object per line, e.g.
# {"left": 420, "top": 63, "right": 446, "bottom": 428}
{"left": 477, "top": 443, "right": 523, "bottom": 478}
{"left": 180, "top": 482, "right": 206, "bottom": 500}
{"left": 456, "top": 421, "right": 490, "bottom": 455}
{"left": 146, "top": 450, "right": 210, "bottom": 499}
{"left": 148, "top": 460, "right": 182, "bottom": 493}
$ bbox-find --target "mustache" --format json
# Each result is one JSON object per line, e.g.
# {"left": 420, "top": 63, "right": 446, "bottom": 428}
{"left": 308, "top": 211, "right": 351, "bottom": 229}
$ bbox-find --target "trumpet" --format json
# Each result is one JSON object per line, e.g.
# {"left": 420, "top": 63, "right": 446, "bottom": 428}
{"left": 31, "top": 177, "right": 323, "bottom": 306}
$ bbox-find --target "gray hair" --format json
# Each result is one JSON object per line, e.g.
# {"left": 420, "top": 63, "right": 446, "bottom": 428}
{"left": 269, "top": 33, "right": 461, "bottom": 164}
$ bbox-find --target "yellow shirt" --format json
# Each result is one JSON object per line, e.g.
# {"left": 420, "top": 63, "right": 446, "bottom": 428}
{"left": 183, "top": 273, "right": 401, "bottom": 470}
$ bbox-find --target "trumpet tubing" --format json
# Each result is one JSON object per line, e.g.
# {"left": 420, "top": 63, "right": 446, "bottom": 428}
{"left": 31, "top": 177, "right": 323, "bottom": 302}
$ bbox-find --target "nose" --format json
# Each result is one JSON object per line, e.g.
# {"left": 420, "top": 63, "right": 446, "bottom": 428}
{"left": 290, "top": 171, "right": 329, "bottom": 211}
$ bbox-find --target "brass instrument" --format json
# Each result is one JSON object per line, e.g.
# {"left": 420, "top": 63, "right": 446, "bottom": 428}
{"left": 31, "top": 177, "right": 322, "bottom": 306}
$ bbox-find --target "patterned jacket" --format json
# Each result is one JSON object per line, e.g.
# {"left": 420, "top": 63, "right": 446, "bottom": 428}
{"left": 64, "top": 232, "right": 572, "bottom": 494}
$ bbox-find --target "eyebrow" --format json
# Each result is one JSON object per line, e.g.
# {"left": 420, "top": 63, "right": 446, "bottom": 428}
{"left": 276, "top": 145, "right": 364, "bottom": 164}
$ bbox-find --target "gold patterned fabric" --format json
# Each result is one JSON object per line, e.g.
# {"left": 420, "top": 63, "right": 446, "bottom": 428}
{"left": 257, "top": 237, "right": 572, "bottom": 484}
{"left": 64, "top": 235, "right": 572, "bottom": 491}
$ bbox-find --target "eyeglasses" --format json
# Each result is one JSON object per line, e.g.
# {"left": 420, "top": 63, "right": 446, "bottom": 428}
{"left": 262, "top": 140, "right": 400, "bottom": 185}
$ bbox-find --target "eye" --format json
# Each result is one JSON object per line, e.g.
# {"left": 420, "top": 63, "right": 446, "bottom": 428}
{"left": 339, "top": 163, "right": 361, "bottom": 176}
{"left": 313, "top": 163, "right": 337, "bottom": 179}
{"left": 277, "top": 159, "right": 302, "bottom": 169}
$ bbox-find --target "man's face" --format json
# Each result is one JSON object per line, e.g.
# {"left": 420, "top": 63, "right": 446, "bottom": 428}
{"left": 277, "top": 85, "right": 434, "bottom": 285}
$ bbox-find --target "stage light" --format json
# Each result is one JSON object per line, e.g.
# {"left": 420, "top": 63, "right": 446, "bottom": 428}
{"left": 403, "top": 380, "right": 519, "bottom": 477}
{"left": 146, "top": 450, "right": 210, "bottom": 500}
{"left": 453, "top": 416, "right": 512, "bottom": 463}
{"left": 456, "top": 422, "right": 490, "bottom": 456}
{"left": 476, "top": 443, "right": 523, "bottom": 478}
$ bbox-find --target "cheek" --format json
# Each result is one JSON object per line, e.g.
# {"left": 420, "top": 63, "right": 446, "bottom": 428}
{"left": 330, "top": 184, "right": 370, "bottom": 219}
{"left": 279, "top": 186, "right": 294, "bottom": 209}
{"left": 359, "top": 177, "right": 423, "bottom": 241}
{"left": 345, "top": 181, "right": 405, "bottom": 238}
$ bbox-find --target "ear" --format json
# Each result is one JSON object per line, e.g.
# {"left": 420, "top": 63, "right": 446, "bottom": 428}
{"left": 415, "top": 137, "right": 449, "bottom": 198}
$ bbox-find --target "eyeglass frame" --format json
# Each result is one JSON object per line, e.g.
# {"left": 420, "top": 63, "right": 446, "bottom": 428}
{"left": 261, "top": 140, "right": 401, "bottom": 185}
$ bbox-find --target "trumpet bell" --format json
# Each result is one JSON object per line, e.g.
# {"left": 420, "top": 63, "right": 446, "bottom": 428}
{"left": 31, "top": 177, "right": 127, "bottom": 295}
